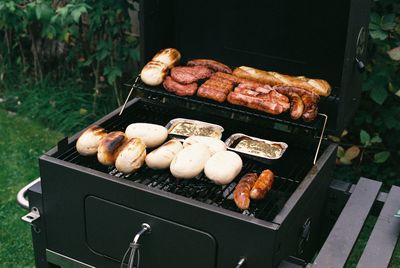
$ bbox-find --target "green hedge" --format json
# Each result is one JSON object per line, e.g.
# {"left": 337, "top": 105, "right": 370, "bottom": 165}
{"left": 0, "top": 0, "right": 399, "bottom": 185}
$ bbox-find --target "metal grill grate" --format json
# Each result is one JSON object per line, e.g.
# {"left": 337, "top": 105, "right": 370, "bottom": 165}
{"left": 56, "top": 99, "right": 314, "bottom": 223}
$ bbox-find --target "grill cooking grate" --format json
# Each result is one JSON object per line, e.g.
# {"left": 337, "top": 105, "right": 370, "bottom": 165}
{"left": 57, "top": 99, "right": 313, "bottom": 223}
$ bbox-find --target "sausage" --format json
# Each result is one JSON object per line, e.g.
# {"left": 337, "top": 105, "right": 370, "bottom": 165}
{"left": 233, "top": 173, "right": 258, "bottom": 210}
{"left": 288, "top": 93, "right": 304, "bottom": 120}
{"left": 170, "top": 66, "right": 212, "bottom": 84}
{"left": 97, "top": 131, "right": 128, "bottom": 166}
{"left": 250, "top": 169, "right": 274, "bottom": 200}
{"left": 301, "top": 94, "right": 318, "bottom": 122}
{"left": 187, "top": 59, "right": 232, "bottom": 74}
{"left": 76, "top": 125, "right": 107, "bottom": 156}
{"left": 227, "top": 91, "right": 288, "bottom": 115}
{"left": 163, "top": 76, "right": 198, "bottom": 96}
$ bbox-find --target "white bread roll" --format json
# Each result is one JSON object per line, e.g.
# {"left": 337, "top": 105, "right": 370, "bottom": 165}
{"left": 152, "top": 48, "right": 181, "bottom": 68}
{"left": 115, "top": 138, "right": 147, "bottom": 174}
{"left": 183, "top": 136, "right": 226, "bottom": 155}
{"left": 76, "top": 125, "right": 107, "bottom": 156}
{"left": 140, "top": 61, "right": 168, "bottom": 86}
{"left": 97, "top": 131, "right": 127, "bottom": 166}
{"left": 145, "top": 140, "right": 183, "bottom": 170}
{"left": 125, "top": 123, "right": 168, "bottom": 148}
{"left": 204, "top": 151, "right": 243, "bottom": 185}
{"left": 170, "top": 143, "right": 211, "bottom": 179}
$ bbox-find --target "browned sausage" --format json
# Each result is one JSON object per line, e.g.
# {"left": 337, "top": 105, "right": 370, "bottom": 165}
{"left": 301, "top": 94, "right": 318, "bottom": 122}
{"left": 250, "top": 169, "right": 274, "bottom": 200}
{"left": 288, "top": 92, "right": 304, "bottom": 120}
{"left": 233, "top": 173, "right": 258, "bottom": 210}
{"left": 187, "top": 59, "right": 232, "bottom": 74}
{"left": 197, "top": 86, "right": 227, "bottom": 103}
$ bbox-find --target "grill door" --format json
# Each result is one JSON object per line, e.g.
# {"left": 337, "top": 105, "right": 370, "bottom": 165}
{"left": 85, "top": 196, "right": 217, "bottom": 268}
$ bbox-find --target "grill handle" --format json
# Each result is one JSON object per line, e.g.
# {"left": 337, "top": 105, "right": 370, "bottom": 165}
{"left": 17, "top": 177, "right": 41, "bottom": 210}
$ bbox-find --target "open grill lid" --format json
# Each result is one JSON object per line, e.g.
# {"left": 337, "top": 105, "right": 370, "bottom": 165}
{"left": 138, "top": 0, "right": 370, "bottom": 134}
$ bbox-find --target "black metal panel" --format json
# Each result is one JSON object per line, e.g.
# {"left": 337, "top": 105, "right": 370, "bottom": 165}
{"left": 138, "top": 0, "right": 370, "bottom": 133}
{"left": 85, "top": 196, "right": 217, "bottom": 267}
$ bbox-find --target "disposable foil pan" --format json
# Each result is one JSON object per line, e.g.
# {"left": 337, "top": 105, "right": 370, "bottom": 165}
{"left": 165, "top": 118, "right": 224, "bottom": 139}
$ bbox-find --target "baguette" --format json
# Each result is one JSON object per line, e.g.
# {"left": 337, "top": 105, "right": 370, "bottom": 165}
{"left": 233, "top": 66, "right": 331, "bottom": 97}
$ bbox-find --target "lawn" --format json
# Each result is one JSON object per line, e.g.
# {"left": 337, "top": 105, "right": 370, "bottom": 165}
{"left": 0, "top": 109, "right": 63, "bottom": 267}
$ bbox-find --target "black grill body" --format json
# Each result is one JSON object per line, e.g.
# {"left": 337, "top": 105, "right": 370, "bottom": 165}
{"left": 39, "top": 98, "right": 336, "bottom": 267}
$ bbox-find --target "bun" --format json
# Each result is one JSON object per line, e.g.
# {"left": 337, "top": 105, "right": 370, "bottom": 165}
{"left": 233, "top": 66, "right": 331, "bottom": 96}
{"left": 97, "top": 131, "right": 127, "bottom": 166}
{"left": 115, "top": 138, "right": 146, "bottom": 174}
{"left": 152, "top": 48, "right": 181, "bottom": 68}
{"left": 170, "top": 143, "right": 211, "bottom": 179}
{"left": 125, "top": 123, "right": 168, "bottom": 148}
{"left": 140, "top": 61, "right": 168, "bottom": 86}
{"left": 204, "top": 151, "right": 242, "bottom": 185}
{"left": 76, "top": 125, "right": 107, "bottom": 156}
{"left": 145, "top": 140, "right": 183, "bottom": 169}
{"left": 183, "top": 136, "right": 226, "bottom": 155}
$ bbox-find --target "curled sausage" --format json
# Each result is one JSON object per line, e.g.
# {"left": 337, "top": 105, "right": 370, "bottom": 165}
{"left": 250, "top": 169, "right": 274, "bottom": 200}
{"left": 233, "top": 173, "right": 258, "bottom": 210}
{"left": 288, "top": 92, "right": 304, "bottom": 120}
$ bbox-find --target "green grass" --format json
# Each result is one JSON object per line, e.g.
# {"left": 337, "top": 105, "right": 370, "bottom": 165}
{"left": 0, "top": 109, "right": 63, "bottom": 267}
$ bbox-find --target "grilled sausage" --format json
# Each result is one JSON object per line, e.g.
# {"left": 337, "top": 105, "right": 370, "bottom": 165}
{"left": 115, "top": 138, "right": 147, "bottom": 174}
{"left": 76, "top": 125, "right": 107, "bottom": 156}
{"left": 227, "top": 91, "right": 288, "bottom": 115}
{"left": 187, "top": 59, "right": 232, "bottom": 74}
{"left": 163, "top": 76, "right": 198, "bottom": 96}
{"left": 197, "top": 86, "right": 227, "bottom": 103}
{"left": 233, "top": 173, "right": 258, "bottom": 210}
{"left": 288, "top": 93, "right": 304, "bottom": 120}
{"left": 170, "top": 66, "right": 212, "bottom": 84}
{"left": 250, "top": 169, "right": 274, "bottom": 200}
{"left": 301, "top": 94, "right": 318, "bottom": 122}
{"left": 97, "top": 131, "right": 128, "bottom": 166}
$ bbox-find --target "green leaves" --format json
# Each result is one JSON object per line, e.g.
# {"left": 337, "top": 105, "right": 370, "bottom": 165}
{"left": 103, "top": 66, "right": 122, "bottom": 85}
{"left": 360, "top": 130, "right": 371, "bottom": 146}
{"left": 387, "top": 47, "right": 400, "bottom": 61}
{"left": 370, "top": 87, "right": 388, "bottom": 104}
{"left": 369, "top": 13, "right": 396, "bottom": 40}
{"left": 374, "top": 151, "right": 390, "bottom": 163}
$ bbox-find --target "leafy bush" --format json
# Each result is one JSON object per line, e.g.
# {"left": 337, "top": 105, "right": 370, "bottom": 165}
{"left": 333, "top": 0, "right": 400, "bottom": 186}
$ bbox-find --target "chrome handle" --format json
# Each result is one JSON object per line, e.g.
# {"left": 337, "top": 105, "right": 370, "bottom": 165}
{"left": 235, "top": 257, "right": 247, "bottom": 268}
{"left": 121, "top": 223, "right": 151, "bottom": 268}
{"left": 17, "top": 177, "right": 41, "bottom": 210}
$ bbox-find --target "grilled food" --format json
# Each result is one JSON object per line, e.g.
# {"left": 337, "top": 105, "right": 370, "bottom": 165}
{"left": 145, "top": 140, "right": 183, "bottom": 170}
{"left": 204, "top": 151, "right": 242, "bottom": 185}
{"left": 170, "top": 143, "right": 211, "bottom": 179}
{"left": 76, "top": 125, "right": 107, "bottom": 156}
{"left": 140, "top": 61, "right": 169, "bottom": 86}
{"left": 250, "top": 169, "right": 274, "bottom": 200}
{"left": 233, "top": 66, "right": 331, "bottom": 96}
{"left": 152, "top": 48, "right": 181, "bottom": 68}
{"left": 115, "top": 138, "right": 147, "bottom": 174}
{"left": 187, "top": 59, "right": 232, "bottom": 74}
{"left": 97, "top": 131, "right": 128, "bottom": 166}
{"left": 125, "top": 123, "right": 168, "bottom": 148}
{"left": 170, "top": 66, "right": 213, "bottom": 84}
{"left": 233, "top": 173, "right": 258, "bottom": 210}
{"left": 163, "top": 76, "right": 198, "bottom": 96}
{"left": 183, "top": 136, "right": 226, "bottom": 155}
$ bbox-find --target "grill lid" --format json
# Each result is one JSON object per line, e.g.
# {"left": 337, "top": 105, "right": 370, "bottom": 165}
{"left": 138, "top": 0, "right": 370, "bottom": 133}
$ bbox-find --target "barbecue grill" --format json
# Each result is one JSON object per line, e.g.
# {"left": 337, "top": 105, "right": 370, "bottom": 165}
{"left": 18, "top": 0, "right": 370, "bottom": 267}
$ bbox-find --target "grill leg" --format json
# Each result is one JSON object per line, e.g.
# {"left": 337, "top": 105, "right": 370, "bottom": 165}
{"left": 27, "top": 182, "right": 49, "bottom": 268}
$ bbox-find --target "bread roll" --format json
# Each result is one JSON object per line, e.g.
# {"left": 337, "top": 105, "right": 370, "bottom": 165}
{"left": 204, "top": 151, "right": 243, "bottom": 185}
{"left": 125, "top": 123, "right": 168, "bottom": 148}
{"left": 145, "top": 140, "right": 183, "bottom": 169}
{"left": 76, "top": 125, "right": 107, "bottom": 156}
{"left": 152, "top": 48, "right": 181, "bottom": 68}
{"left": 97, "top": 131, "right": 127, "bottom": 166}
{"left": 233, "top": 66, "right": 331, "bottom": 96}
{"left": 170, "top": 143, "right": 211, "bottom": 179}
{"left": 115, "top": 138, "right": 147, "bottom": 174}
{"left": 183, "top": 136, "right": 226, "bottom": 155}
{"left": 140, "top": 61, "right": 168, "bottom": 86}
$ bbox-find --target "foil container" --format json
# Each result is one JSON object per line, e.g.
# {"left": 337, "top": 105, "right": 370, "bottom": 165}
{"left": 165, "top": 118, "right": 224, "bottom": 139}
{"left": 225, "top": 133, "right": 288, "bottom": 160}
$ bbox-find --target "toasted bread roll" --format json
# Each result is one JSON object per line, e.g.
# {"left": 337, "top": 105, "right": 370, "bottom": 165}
{"left": 204, "top": 151, "right": 242, "bottom": 185}
{"left": 125, "top": 123, "right": 168, "bottom": 148}
{"left": 152, "top": 48, "right": 181, "bottom": 68}
{"left": 140, "top": 61, "right": 168, "bottom": 86}
{"left": 76, "top": 125, "right": 107, "bottom": 156}
{"left": 97, "top": 131, "right": 127, "bottom": 166}
{"left": 145, "top": 140, "right": 183, "bottom": 169}
{"left": 115, "top": 138, "right": 147, "bottom": 174}
{"left": 170, "top": 143, "right": 211, "bottom": 179}
{"left": 233, "top": 66, "right": 331, "bottom": 96}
